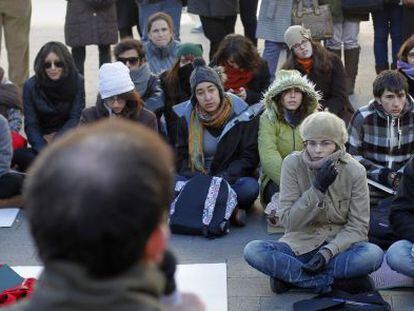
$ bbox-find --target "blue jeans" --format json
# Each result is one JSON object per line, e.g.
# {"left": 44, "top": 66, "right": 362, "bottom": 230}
{"left": 262, "top": 41, "right": 284, "bottom": 83}
{"left": 387, "top": 240, "right": 414, "bottom": 278}
{"left": 244, "top": 240, "right": 383, "bottom": 293}
{"left": 325, "top": 20, "right": 360, "bottom": 50}
{"left": 372, "top": 4, "right": 403, "bottom": 67}
{"left": 175, "top": 175, "right": 259, "bottom": 209}
{"left": 138, "top": 0, "right": 182, "bottom": 41}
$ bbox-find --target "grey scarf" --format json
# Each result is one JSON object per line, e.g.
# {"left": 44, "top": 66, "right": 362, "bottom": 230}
{"left": 130, "top": 63, "right": 151, "bottom": 97}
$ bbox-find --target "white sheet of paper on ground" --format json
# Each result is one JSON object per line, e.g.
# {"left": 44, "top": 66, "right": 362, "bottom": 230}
{"left": 0, "top": 208, "right": 19, "bottom": 227}
{"left": 12, "top": 263, "right": 227, "bottom": 311}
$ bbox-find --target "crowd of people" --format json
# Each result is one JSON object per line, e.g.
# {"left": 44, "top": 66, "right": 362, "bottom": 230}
{"left": 1, "top": 0, "right": 414, "bottom": 309}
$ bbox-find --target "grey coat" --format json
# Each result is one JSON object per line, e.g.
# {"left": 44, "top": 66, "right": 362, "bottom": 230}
{"left": 256, "top": 0, "right": 293, "bottom": 43}
{"left": 64, "top": 0, "right": 118, "bottom": 47}
{"left": 187, "top": 0, "right": 239, "bottom": 17}
{"left": 0, "top": 115, "right": 11, "bottom": 177}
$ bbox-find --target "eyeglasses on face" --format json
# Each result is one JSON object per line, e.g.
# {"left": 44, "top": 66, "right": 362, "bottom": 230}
{"left": 292, "top": 40, "right": 309, "bottom": 50}
{"left": 104, "top": 95, "right": 123, "bottom": 106}
{"left": 44, "top": 61, "right": 64, "bottom": 69}
{"left": 117, "top": 57, "right": 140, "bottom": 65}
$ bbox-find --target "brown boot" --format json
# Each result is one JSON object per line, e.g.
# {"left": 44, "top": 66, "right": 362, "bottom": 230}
{"left": 0, "top": 195, "right": 23, "bottom": 208}
{"left": 230, "top": 206, "right": 246, "bottom": 227}
{"left": 344, "top": 47, "right": 360, "bottom": 95}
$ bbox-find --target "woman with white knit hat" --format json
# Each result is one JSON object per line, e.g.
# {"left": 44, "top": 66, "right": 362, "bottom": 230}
{"left": 244, "top": 111, "right": 384, "bottom": 294}
{"left": 80, "top": 62, "right": 157, "bottom": 132}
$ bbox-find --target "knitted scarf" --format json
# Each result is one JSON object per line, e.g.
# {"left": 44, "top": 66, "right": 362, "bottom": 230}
{"left": 397, "top": 60, "right": 414, "bottom": 81}
{"left": 296, "top": 57, "right": 313, "bottom": 74}
{"left": 223, "top": 64, "right": 253, "bottom": 91}
{"left": 130, "top": 63, "right": 152, "bottom": 97}
{"left": 188, "top": 96, "right": 233, "bottom": 173}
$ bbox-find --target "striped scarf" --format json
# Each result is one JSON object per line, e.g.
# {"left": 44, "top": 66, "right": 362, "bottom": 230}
{"left": 188, "top": 96, "right": 233, "bottom": 173}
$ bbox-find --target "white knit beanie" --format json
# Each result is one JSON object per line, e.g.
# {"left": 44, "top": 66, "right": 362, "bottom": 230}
{"left": 284, "top": 25, "right": 312, "bottom": 50}
{"left": 98, "top": 62, "right": 135, "bottom": 99}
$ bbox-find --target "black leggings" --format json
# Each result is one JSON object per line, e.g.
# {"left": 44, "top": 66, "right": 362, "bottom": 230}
{"left": 13, "top": 147, "right": 37, "bottom": 172}
{"left": 0, "top": 173, "right": 24, "bottom": 199}
{"left": 71, "top": 45, "right": 111, "bottom": 75}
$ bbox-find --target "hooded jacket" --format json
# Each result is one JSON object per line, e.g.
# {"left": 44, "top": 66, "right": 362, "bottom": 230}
{"left": 174, "top": 93, "right": 261, "bottom": 183}
{"left": 348, "top": 97, "right": 414, "bottom": 186}
{"left": 6, "top": 261, "right": 164, "bottom": 311}
{"left": 258, "top": 70, "right": 320, "bottom": 199}
{"left": 80, "top": 97, "right": 158, "bottom": 132}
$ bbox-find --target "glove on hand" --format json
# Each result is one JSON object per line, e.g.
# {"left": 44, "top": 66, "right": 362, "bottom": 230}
{"left": 302, "top": 248, "right": 333, "bottom": 274}
{"left": 313, "top": 159, "right": 338, "bottom": 193}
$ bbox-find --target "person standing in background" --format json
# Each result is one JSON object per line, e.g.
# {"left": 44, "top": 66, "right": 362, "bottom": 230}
{"left": 187, "top": 0, "right": 239, "bottom": 60}
{"left": 239, "top": 0, "right": 258, "bottom": 46}
{"left": 64, "top": 0, "right": 118, "bottom": 76}
{"left": 0, "top": 0, "right": 31, "bottom": 88}
{"left": 117, "top": 0, "right": 141, "bottom": 39}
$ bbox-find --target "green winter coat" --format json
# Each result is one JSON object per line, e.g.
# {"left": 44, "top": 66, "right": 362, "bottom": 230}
{"left": 259, "top": 70, "right": 320, "bottom": 205}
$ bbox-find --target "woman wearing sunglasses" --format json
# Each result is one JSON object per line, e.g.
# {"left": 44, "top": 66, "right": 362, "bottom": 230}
{"left": 80, "top": 62, "right": 157, "bottom": 132}
{"left": 16, "top": 41, "right": 84, "bottom": 171}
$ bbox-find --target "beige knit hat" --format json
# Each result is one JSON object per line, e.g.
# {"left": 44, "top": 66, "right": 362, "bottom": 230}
{"left": 284, "top": 25, "right": 312, "bottom": 50}
{"left": 299, "top": 111, "right": 348, "bottom": 150}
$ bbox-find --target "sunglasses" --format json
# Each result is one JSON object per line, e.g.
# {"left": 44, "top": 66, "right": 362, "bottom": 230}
{"left": 117, "top": 57, "right": 140, "bottom": 65}
{"left": 44, "top": 61, "right": 64, "bottom": 69}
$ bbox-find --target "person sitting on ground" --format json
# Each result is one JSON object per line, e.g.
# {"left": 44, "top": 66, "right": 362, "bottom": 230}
{"left": 387, "top": 156, "right": 414, "bottom": 278}
{"left": 348, "top": 70, "right": 414, "bottom": 205}
{"left": 113, "top": 38, "right": 164, "bottom": 114}
{"left": 0, "top": 115, "right": 23, "bottom": 203}
{"left": 15, "top": 41, "right": 85, "bottom": 172}
{"left": 174, "top": 58, "right": 260, "bottom": 227}
{"left": 159, "top": 43, "right": 203, "bottom": 145}
{"left": 244, "top": 111, "right": 384, "bottom": 294}
{"left": 80, "top": 62, "right": 157, "bottom": 132}
{"left": 397, "top": 35, "right": 414, "bottom": 98}
{"left": 144, "top": 12, "right": 180, "bottom": 75}
{"left": 4, "top": 119, "right": 205, "bottom": 311}
{"left": 211, "top": 34, "right": 270, "bottom": 106}
{"left": 0, "top": 67, "right": 26, "bottom": 151}
{"left": 282, "top": 26, "right": 353, "bottom": 124}
{"left": 259, "top": 69, "right": 320, "bottom": 208}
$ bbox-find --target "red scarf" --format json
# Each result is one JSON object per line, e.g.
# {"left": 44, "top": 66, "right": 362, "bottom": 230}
{"left": 223, "top": 64, "right": 253, "bottom": 91}
{"left": 296, "top": 57, "right": 313, "bottom": 74}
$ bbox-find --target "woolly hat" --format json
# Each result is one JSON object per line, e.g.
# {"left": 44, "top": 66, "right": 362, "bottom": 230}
{"left": 98, "top": 62, "right": 135, "bottom": 99}
{"left": 263, "top": 69, "right": 321, "bottom": 121}
{"left": 176, "top": 43, "right": 203, "bottom": 59}
{"left": 190, "top": 58, "right": 224, "bottom": 103}
{"left": 284, "top": 25, "right": 312, "bottom": 50}
{"left": 300, "top": 111, "right": 348, "bottom": 150}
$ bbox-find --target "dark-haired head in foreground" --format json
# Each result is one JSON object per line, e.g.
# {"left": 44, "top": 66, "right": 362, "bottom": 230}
{"left": 25, "top": 119, "right": 173, "bottom": 279}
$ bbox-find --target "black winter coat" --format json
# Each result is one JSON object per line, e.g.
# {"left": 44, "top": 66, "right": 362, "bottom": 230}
{"left": 390, "top": 157, "right": 414, "bottom": 243}
{"left": 65, "top": 0, "right": 118, "bottom": 47}
{"left": 175, "top": 98, "right": 260, "bottom": 184}
{"left": 116, "top": 0, "right": 138, "bottom": 30}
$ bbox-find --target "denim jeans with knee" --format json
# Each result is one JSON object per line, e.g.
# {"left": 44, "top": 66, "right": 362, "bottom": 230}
{"left": 387, "top": 240, "right": 414, "bottom": 278}
{"left": 372, "top": 4, "right": 403, "bottom": 67}
{"left": 262, "top": 41, "right": 284, "bottom": 83}
{"left": 138, "top": 0, "right": 182, "bottom": 41}
{"left": 325, "top": 20, "right": 360, "bottom": 51}
{"left": 244, "top": 240, "right": 384, "bottom": 293}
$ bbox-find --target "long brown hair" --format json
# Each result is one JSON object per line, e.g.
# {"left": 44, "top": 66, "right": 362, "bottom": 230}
{"left": 282, "top": 41, "right": 334, "bottom": 75}
{"left": 273, "top": 90, "right": 316, "bottom": 123}
{"left": 98, "top": 90, "right": 144, "bottom": 118}
{"left": 398, "top": 35, "right": 414, "bottom": 63}
{"left": 162, "top": 59, "right": 182, "bottom": 108}
{"left": 212, "top": 34, "right": 262, "bottom": 73}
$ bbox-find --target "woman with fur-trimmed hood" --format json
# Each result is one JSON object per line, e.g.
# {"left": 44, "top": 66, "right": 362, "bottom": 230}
{"left": 259, "top": 69, "right": 320, "bottom": 206}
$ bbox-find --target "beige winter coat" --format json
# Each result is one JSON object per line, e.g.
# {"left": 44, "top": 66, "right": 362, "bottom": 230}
{"left": 278, "top": 150, "right": 369, "bottom": 257}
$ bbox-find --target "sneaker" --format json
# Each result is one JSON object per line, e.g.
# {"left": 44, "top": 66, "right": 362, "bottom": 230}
{"left": 332, "top": 275, "right": 374, "bottom": 294}
{"left": 270, "top": 277, "right": 292, "bottom": 294}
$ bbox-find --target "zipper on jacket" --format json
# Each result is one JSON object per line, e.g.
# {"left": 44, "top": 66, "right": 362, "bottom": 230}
{"left": 292, "top": 129, "right": 296, "bottom": 150}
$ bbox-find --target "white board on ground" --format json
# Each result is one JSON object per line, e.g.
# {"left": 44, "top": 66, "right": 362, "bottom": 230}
{"left": 12, "top": 263, "right": 227, "bottom": 311}
{"left": 0, "top": 208, "right": 19, "bottom": 227}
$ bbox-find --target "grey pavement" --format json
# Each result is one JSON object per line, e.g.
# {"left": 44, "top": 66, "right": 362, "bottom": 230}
{"left": 1, "top": 1, "right": 414, "bottom": 310}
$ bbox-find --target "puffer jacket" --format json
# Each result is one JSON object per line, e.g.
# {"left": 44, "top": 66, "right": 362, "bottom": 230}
{"left": 80, "top": 96, "right": 158, "bottom": 132}
{"left": 64, "top": 0, "right": 118, "bottom": 47}
{"left": 278, "top": 150, "right": 370, "bottom": 257}
{"left": 348, "top": 97, "right": 414, "bottom": 186}
{"left": 259, "top": 70, "right": 320, "bottom": 202}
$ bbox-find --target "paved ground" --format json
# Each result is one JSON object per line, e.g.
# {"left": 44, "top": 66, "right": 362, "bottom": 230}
{"left": 1, "top": 1, "right": 414, "bottom": 310}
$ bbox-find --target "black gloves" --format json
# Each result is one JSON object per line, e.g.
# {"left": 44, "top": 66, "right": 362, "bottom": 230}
{"left": 313, "top": 159, "right": 338, "bottom": 193}
{"left": 302, "top": 248, "right": 333, "bottom": 274}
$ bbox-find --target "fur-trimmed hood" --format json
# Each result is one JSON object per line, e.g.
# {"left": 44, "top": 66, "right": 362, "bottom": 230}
{"left": 262, "top": 69, "right": 321, "bottom": 122}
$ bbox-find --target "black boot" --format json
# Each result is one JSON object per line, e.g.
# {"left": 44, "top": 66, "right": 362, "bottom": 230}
{"left": 327, "top": 48, "right": 342, "bottom": 61}
{"left": 344, "top": 47, "right": 360, "bottom": 95}
{"left": 375, "top": 64, "right": 389, "bottom": 75}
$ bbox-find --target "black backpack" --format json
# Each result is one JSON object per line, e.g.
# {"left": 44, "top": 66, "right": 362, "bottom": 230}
{"left": 169, "top": 174, "right": 237, "bottom": 238}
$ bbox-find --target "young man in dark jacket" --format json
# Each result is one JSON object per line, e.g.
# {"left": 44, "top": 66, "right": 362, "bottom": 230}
{"left": 387, "top": 156, "right": 414, "bottom": 277}
{"left": 6, "top": 120, "right": 200, "bottom": 311}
